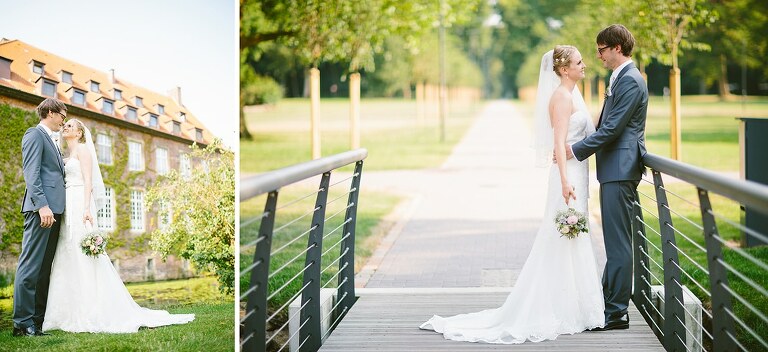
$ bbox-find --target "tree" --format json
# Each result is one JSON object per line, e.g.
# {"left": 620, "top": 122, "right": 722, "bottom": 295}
{"left": 145, "top": 140, "right": 235, "bottom": 293}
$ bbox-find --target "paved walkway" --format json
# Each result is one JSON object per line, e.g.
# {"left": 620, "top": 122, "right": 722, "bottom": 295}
{"left": 357, "top": 100, "right": 607, "bottom": 288}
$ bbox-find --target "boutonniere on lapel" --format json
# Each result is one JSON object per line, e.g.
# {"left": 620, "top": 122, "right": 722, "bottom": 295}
{"left": 51, "top": 133, "right": 64, "bottom": 157}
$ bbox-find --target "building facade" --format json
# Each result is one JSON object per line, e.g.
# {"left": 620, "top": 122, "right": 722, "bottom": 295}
{"left": 0, "top": 38, "right": 215, "bottom": 282}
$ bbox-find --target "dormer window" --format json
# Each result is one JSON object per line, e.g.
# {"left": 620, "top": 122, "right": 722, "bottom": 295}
{"left": 135, "top": 96, "right": 143, "bottom": 107}
{"left": 62, "top": 71, "right": 73, "bottom": 84}
{"left": 195, "top": 128, "right": 203, "bottom": 141}
{"left": 90, "top": 81, "right": 100, "bottom": 93}
{"left": 102, "top": 99, "right": 114, "bottom": 114}
{"left": 178, "top": 112, "right": 186, "bottom": 122}
{"left": 173, "top": 121, "right": 181, "bottom": 134}
{"left": 157, "top": 104, "right": 165, "bottom": 114}
{"left": 126, "top": 107, "right": 137, "bottom": 121}
{"left": 0, "top": 57, "right": 12, "bottom": 80}
{"left": 149, "top": 114, "right": 159, "bottom": 127}
{"left": 42, "top": 79, "right": 57, "bottom": 97}
{"left": 72, "top": 89, "right": 86, "bottom": 105}
{"left": 32, "top": 61, "right": 44, "bottom": 74}
{"left": 114, "top": 89, "right": 122, "bottom": 100}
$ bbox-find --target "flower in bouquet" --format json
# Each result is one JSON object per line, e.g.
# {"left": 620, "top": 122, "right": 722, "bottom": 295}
{"left": 81, "top": 230, "right": 108, "bottom": 257}
{"left": 554, "top": 208, "right": 588, "bottom": 239}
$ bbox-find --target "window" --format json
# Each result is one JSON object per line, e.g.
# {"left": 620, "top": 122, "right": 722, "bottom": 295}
{"left": 130, "top": 190, "right": 145, "bottom": 231}
{"left": 173, "top": 121, "right": 181, "bottom": 134}
{"left": 0, "top": 57, "right": 12, "bottom": 80}
{"left": 126, "top": 107, "right": 137, "bottom": 121}
{"left": 62, "top": 71, "right": 73, "bottom": 84}
{"left": 156, "top": 148, "right": 169, "bottom": 175}
{"left": 158, "top": 200, "right": 172, "bottom": 230}
{"left": 97, "top": 187, "right": 115, "bottom": 230}
{"left": 114, "top": 89, "right": 122, "bottom": 100}
{"left": 42, "top": 79, "right": 56, "bottom": 97}
{"left": 179, "top": 112, "right": 186, "bottom": 121}
{"left": 102, "top": 99, "right": 114, "bottom": 114}
{"left": 90, "top": 81, "right": 100, "bottom": 92}
{"left": 72, "top": 89, "right": 86, "bottom": 105}
{"left": 149, "top": 114, "right": 159, "bottom": 127}
{"left": 195, "top": 128, "right": 203, "bottom": 141}
{"left": 180, "top": 153, "right": 192, "bottom": 179}
{"left": 96, "top": 133, "right": 112, "bottom": 164}
{"left": 157, "top": 104, "right": 165, "bottom": 114}
{"left": 128, "top": 141, "right": 144, "bottom": 171}
{"left": 135, "top": 96, "right": 143, "bottom": 107}
{"left": 32, "top": 61, "right": 44, "bottom": 74}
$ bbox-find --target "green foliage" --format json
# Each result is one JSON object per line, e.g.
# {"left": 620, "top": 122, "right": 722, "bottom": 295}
{"left": 145, "top": 140, "right": 235, "bottom": 294}
{"left": 0, "top": 104, "right": 38, "bottom": 255}
{"left": 241, "top": 66, "right": 283, "bottom": 105}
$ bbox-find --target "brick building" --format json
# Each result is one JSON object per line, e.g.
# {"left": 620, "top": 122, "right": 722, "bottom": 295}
{"left": 0, "top": 38, "right": 216, "bottom": 282}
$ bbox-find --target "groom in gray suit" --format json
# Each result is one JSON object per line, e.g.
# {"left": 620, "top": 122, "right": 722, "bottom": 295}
{"left": 569, "top": 24, "right": 648, "bottom": 331}
{"left": 13, "top": 98, "right": 67, "bottom": 337}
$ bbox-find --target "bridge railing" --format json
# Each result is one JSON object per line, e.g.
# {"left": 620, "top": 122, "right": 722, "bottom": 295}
{"left": 239, "top": 149, "right": 367, "bottom": 352}
{"left": 633, "top": 153, "right": 768, "bottom": 352}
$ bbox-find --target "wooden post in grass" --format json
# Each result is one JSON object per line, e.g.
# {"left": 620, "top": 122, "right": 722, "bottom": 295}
{"left": 597, "top": 78, "right": 605, "bottom": 109}
{"left": 349, "top": 72, "right": 361, "bottom": 149}
{"left": 310, "top": 67, "right": 321, "bottom": 159}
{"left": 670, "top": 68, "right": 682, "bottom": 160}
{"left": 583, "top": 77, "right": 592, "bottom": 108}
{"left": 416, "top": 81, "right": 425, "bottom": 123}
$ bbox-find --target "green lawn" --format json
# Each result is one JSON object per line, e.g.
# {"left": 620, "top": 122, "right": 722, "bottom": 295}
{"left": 0, "top": 277, "right": 234, "bottom": 351}
{"left": 241, "top": 98, "right": 479, "bottom": 173}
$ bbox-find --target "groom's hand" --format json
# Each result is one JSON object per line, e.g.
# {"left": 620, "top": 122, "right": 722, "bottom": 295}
{"left": 39, "top": 206, "right": 55, "bottom": 228}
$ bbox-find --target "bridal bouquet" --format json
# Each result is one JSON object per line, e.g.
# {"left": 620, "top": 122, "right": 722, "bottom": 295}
{"left": 81, "top": 230, "right": 108, "bottom": 257}
{"left": 554, "top": 208, "right": 588, "bottom": 239}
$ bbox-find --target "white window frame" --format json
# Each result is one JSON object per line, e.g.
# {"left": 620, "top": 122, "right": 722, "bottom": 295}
{"left": 156, "top": 147, "right": 169, "bottom": 175}
{"left": 62, "top": 71, "right": 73, "bottom": 84}
{"left": 72, "top": 89, "right": 86, "bottom": 105}
{"left": 180, "top": 153, "right": 192, "bottom": 179}
{"left": 32, "top": 61, "right": 44, "bottom": 74}
{"left": 130, "top": 190, "right": 145, "bottom": 231}
{"left": 91, "top": 81, "right": 100, "bottom": 92}
{"left": 128, "top": 140, "right": 144, "bottom": 171}
{"left": 96, "top": 133, "right": 113, "bottom": 165}
{"left": 102, "top": 99, "right": 114, "bottom": 114}
{"left": 42, "top": 79, "right": 56, "bottom": 97}
{"left": 96, "top": 187, "right": 116, "bottom": 231}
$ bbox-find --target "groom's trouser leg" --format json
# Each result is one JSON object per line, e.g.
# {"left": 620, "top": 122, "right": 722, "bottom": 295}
{"left": 600, "top": 180, "right": 639, "bottom": 320}
{"left": 13, "top": 212, "right": 61, "bottom": 328}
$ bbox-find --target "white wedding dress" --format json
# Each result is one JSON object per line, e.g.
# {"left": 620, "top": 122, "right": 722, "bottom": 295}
{"left": 43, "top": 158, "right": 195, "bottom": 333}
{"left": 420, "top": 110, "right": 605, "bottom": 344}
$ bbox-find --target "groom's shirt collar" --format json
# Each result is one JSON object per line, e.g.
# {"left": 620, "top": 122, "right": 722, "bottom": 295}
{"left": 607, "top": 59, "right": 633, "bottom": 96}
{"left": 38, "top": 122, "right": 55, "bottom": 137}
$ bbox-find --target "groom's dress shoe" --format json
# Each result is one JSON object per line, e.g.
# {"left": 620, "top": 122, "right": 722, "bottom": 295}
{"left": 12, "top": 326, "right": 42, "bottom": 337}
{"left": 588, "top": 315, "right": 629, "bottom": 331}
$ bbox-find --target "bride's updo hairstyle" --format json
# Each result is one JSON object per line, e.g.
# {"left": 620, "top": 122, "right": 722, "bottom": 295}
{"left": 69, "top": 118, "right": 87, "bottom": 144}
{"left": 553, "top": 45, "right": 577, "bottom": 77}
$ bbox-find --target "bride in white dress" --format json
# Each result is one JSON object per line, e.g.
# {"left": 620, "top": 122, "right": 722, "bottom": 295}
{"left": 43, "top": 118, "right": 194, "bottom": 333}
{"left": 420, "top": 46, "right": 605, "bottom": 343}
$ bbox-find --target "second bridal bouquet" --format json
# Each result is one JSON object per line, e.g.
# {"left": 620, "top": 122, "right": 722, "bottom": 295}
{"left": 554, "top": 208, "right": 588, "bottom": 239}
{"left": 81, "top": 230, "right": 108, "bottom": 257}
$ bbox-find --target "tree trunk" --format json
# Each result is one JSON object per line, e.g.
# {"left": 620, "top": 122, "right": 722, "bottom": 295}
{"left": 717, "top": 54, "right": 731, "bottom": 100}
{"left": 239, "top": 106, "right": 253, "bottom": 140}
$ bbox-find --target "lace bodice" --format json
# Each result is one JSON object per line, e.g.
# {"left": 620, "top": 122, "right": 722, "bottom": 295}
{"left": 566, "top": 110, "right": 590, "bottom": 145}
{"left": 64, "top": 158, "right": 83, "bottom": 187}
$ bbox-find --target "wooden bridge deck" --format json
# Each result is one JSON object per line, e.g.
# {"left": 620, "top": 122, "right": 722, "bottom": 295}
{"left": 320, "top": 288, "right": 665, "bottom": 351}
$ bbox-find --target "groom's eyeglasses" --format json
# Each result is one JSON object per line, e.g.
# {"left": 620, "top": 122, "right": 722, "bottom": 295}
{"left": 56, "top": 111, "right": 67, "bottom": 119}
{"left": 597, "top": 46, "right": 611, "bottom": 55}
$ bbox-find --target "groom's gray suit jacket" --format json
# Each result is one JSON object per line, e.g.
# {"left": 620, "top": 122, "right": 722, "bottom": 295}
{"left": 572, "top": 63, "right": 648, "bottom": 182}
{"left": 21, "top": 125, "right": 66, "bottom": 214}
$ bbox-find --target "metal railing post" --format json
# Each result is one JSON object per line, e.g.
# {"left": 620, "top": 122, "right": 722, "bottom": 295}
{"left": 336, "top": 161, "right": 362, "bottom": 325}
{"left": 300, "top": 172, "right": 331, "bottom": 351}
{"left": 697, "top": 188, "right": 737, "bottom": 352}
{"left": 652, "top": 170, "right": 687, "bottom": 351}
{"left": 632, "top": 194, "right": 654, "bottom": 332}
{"left": 243, "top": 191, "right": 278, "bottom": 351}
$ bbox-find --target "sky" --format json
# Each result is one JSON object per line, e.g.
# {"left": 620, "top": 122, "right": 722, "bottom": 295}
{"left": 0, "top": 0, "right": 238, "bottom": 148}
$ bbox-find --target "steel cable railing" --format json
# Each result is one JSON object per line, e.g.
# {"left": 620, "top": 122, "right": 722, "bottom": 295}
{"left": 631, "top": 153, "right": 768, "bottom": 352}
{"left": 240, "top": 149, "right": 367, "bottom": 352}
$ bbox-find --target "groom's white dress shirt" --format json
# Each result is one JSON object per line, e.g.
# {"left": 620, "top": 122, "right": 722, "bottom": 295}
{"left": 606, "top": 59, "right": 633, "bottom": 97}
{"left": 38, "top": 123, "right": 61, "bottom": 153}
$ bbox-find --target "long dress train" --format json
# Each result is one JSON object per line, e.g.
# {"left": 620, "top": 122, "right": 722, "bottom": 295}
{"left": 420, "top": 110, "right": 604, "bottom": 344}
{"left": 43, "top": 158, "right": 195, "bottom": 333}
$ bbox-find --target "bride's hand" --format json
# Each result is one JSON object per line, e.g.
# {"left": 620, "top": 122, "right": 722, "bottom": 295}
{"left": 83, "top": 211, "right": 93, "bottom": 226}
{"left": 562, "top": 183, "right": 576, "bottom": 205}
